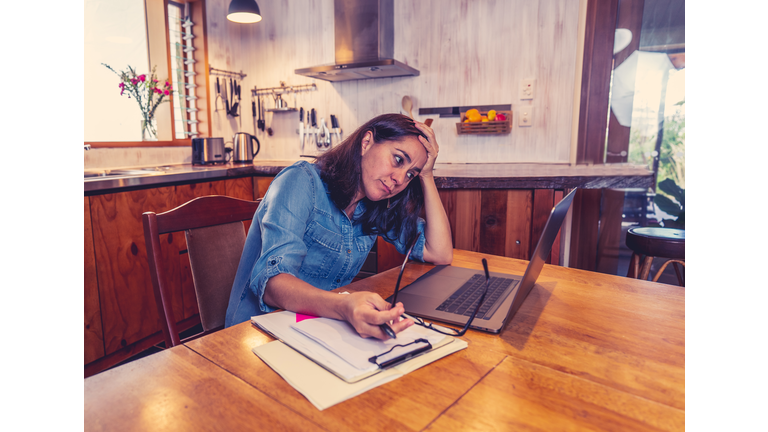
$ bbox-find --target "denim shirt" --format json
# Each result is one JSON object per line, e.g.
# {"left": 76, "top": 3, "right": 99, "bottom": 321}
{"left": 225, "top": 161, "right": 426, "bottom": 327}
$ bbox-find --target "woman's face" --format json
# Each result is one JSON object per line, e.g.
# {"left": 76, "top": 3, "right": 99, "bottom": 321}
{"left": 359, "top": 131, "right": 428, "bottom": 202}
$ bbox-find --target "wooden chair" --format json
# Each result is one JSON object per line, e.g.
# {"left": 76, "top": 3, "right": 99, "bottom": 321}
{"left": 142, "top": 195, "right": 261, "bottom": 348}
{"left": 626, "top": 227, "right": 685, "bottom": 286}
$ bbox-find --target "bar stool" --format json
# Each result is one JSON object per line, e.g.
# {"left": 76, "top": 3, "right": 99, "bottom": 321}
{"left": 626, "top": 227, "right": 685, "bottom": 286}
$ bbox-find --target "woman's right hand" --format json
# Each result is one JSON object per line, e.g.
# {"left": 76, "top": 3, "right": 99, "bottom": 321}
{"left": 338, "top": 292, "right": 414, "bottom": 340}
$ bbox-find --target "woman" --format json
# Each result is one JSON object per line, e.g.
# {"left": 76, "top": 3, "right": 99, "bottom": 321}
{"left": 225, "top": 113, "right": 453, "bottom": 340}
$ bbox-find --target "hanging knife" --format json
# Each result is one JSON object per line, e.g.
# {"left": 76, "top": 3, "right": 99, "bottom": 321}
{"left": 299, "top": 107, "right": 305, "bottom": 151}
{"left": 330, "top": 114, "right": 341, "bottom": 143}
{"left": 311, "top": 109, "right": 318, "bottom": 148}
{"left": 222, "top": 79, "right": 229, "bottom": 116}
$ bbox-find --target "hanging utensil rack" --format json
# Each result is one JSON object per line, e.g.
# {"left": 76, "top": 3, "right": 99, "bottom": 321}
{"left": 252, "top": 82, "right": 317, "bottom": 112}
{"left": 208, "top": 66, "right": 247, "bottom": 79}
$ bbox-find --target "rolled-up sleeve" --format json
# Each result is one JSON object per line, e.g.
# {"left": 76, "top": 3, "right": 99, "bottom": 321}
{"left": 249, "top": 164, "right": 316, "bottom": 313}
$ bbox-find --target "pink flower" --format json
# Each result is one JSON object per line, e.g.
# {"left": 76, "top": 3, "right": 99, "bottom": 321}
{"left": 154, "top": 88, "right": 162, "bottom": 94}
{"left": 138, "top": 74, "right": 146, "bottom": 82}
{"left": 164, "top": 89, "right": 170, "bottom": 96}
{"left": 130, "top": 78, "right": 138, "bottom": 85}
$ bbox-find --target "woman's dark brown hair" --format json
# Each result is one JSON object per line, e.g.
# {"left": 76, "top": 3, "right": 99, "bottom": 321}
{"left": 314, "top": 113, "right": 427, "bottom": 243}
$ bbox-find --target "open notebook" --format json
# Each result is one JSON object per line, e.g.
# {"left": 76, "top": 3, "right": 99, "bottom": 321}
{"left": 251, "top": 311, "right": 467, "bottom": 410}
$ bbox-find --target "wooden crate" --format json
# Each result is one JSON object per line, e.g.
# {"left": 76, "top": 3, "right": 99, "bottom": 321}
{"left": 456, "top": 110, "right": 512, "bottom": 135}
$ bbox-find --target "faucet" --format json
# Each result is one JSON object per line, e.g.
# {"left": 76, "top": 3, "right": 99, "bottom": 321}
{"left": 84, "top": 144, "right": 91, "bottom": 151}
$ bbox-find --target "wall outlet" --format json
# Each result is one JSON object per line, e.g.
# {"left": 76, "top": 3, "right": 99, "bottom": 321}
{"left": 519, "top": 107, "right": 534, "bottom": 127}
{"left": 520, "top": 79, "right": 535, "bottom": 100}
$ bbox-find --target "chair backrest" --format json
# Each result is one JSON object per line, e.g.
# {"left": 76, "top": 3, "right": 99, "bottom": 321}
{"left": 143, "top": 195, "right": 261, "bottom": 348}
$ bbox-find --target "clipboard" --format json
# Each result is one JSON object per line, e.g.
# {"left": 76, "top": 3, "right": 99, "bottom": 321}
{"left": 251, "top": 311, "right": 457, "bottom": 383}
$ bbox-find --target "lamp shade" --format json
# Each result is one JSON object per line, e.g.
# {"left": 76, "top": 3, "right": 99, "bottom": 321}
{"left": 227, "top": 0, "right": 262, "bottom": 23}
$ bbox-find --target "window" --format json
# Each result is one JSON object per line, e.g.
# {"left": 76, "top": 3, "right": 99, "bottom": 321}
{"left": 84, "top": 0, "right": 150, "bottom": 142}
{"left": 167, "top": 1, "right": 201, "bottom": 139}
{"left": 84, "top": 0, "right": 209, "bottom": 147}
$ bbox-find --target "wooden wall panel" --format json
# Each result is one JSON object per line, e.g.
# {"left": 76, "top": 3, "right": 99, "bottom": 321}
{"left": 505, "top": 190, "right": 533, "bottom": 260}
{"left": 479, "top": 190, "right": 508, "bottom": 256}
{"left": 551, "top": 190, "right": 565, "bottom": 265}
{"left": 84, "top": 197, "right": 105, "bottom": 364}
{"left": 454, "top": 189, "right": 482, "bottom": 252}
{"left": 438, "top": 189, "right": 458, "bottom": 249}
{"left": 531, "top": 189, "right": 555, "bottom": 263}
{"left": 569, "top": 188, "right": 603, "bottom": 271}
{"left": 595, "top": 188, "right": 624, "bottom": 275}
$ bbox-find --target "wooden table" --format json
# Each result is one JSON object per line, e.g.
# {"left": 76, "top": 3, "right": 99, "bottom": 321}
{"left": 85, "top": 249, "right": 685, "bottom": 431}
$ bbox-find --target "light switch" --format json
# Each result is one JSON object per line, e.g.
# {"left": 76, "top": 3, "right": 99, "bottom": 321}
{"left": 520, "top": 79, "right": 535, "bottom": 100}
{"left": 519, "top": 107, "right": 534, "bottom": 127}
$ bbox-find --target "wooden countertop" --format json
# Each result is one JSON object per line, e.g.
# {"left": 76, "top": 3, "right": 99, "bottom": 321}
{"left": 84, "top": 160, "right": 653, "bottom": 195}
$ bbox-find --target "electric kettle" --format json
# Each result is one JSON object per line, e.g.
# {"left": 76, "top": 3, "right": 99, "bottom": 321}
{"left": 232, "top": 132, "right": 260, "bottom": 162}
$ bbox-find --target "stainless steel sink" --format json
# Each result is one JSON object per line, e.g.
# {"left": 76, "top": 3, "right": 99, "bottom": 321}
{"left": 83, "top": 166, "right": 173, "bottom": 180}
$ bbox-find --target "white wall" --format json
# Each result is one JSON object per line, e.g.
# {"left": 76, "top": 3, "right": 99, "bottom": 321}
{"left": 207, "top": 0, "right": 581, "bottom": 163}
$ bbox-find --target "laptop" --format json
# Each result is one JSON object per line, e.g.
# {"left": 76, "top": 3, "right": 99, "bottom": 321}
{"left": 389, "top": 188, "right": 577, "bottom": 334}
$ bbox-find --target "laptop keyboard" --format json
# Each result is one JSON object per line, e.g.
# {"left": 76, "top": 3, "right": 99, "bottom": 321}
{"left": 435, "top": 274, "right": 518, "bottom": 320}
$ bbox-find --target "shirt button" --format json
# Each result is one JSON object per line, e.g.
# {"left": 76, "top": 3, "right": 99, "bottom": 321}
{"left": 347, "top": 249, "right": 352, "bottom": 254}
{"left": 270, "top": 260, "right": 276, "bottom": 265}
{"left": 336, "top": 279, "right": 340, "bottom": 283}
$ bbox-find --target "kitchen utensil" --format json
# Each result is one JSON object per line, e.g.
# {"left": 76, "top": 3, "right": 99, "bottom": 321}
{"left": 192, "top": 137, "right": 230, "bottom": 165}
{"left": 221, "top": 79, "right": 229, "bottom": 116}
{"left": 267, "top": 101, "right": 274, "bottom": 136}
{"left": 252, "top": 98, "right": 258, "bottom": 134}
{"left": 230, "top": 79, "right": 239, "bottom": 117}
{"left": 232, "top": 132, "right": 260, "bottom": 162}
{"left": 319, "top": 117, "right": 331, "bottom": 148}
{"left": 311, "top": 109, "right": 318, "bottom": 148}
{"left": 330, "top": 114, "right": 341, "bottom": 143}
{"left": 257, "top": 95, "right": 265, "bottom": 132}
{"left": 299, "top": 107, "right": 305, "bottom": 151}
{"left": 402, "top": 95, "right": 414, "bottom": 119}
{"left": 215, "top": 77, "right": 221, "bottom": 113}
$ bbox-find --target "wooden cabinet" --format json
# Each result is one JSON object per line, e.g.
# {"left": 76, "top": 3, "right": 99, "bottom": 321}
{"left": 85, "top": 178, "right": 255, "bottom": 376}
{"left": 84, "top": 197, "right": 105, "bottom": 364}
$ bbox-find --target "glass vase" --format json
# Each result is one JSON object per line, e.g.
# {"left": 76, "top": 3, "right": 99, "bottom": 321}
{"left": 141, "top": 118, "right": 157, "bottom": 141}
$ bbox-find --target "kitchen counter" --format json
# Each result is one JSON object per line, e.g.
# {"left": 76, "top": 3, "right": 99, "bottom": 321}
{"left": 84, "top": 160, "right": 653, "bottom": 195}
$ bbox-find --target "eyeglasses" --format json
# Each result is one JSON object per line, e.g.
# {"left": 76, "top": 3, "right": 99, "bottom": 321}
{"left": 390, "top": 236, "right": 491, "bottom": 337}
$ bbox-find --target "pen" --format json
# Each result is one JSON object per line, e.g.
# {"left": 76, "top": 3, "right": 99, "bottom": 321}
{"left": 380, "top": 322, "right": 396, "bottom": 339}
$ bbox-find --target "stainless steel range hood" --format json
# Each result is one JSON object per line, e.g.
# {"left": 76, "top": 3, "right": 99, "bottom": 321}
{"left": 295, "top": 0, "right": 419, "bottom": 82}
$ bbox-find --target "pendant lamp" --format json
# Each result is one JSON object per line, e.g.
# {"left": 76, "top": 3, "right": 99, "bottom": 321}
{"left": 227, "top": 0, "right": 262, "bottom": 23}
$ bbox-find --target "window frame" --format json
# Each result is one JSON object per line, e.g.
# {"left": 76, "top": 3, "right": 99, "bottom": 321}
{"left": 85, "top": 0, "right": 211, "bottom": 148}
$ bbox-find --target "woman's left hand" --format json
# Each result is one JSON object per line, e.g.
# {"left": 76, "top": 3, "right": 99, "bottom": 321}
{"left": 413, "top": 121, "right": 439, "bottom": 178}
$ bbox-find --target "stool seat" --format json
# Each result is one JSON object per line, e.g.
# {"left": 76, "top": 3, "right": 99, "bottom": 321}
{"left": 625, "top": 227, "right": 685, "bottom": 286}
{"left": 626, "top": 227, "right": 685, "bottom": 259}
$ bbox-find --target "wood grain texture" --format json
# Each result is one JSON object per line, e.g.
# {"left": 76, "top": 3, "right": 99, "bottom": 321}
{"left": 85, "top": 345, "right": 323, "bottom": 432}
{"left": 448, "top": 251, "right": 685, "bottom": 411}
{"left": 479, "top": 190, "right": 508, "bottom": 256}
{"left": 426, "top": 355, "right": 684, "bottom": 431}
{"left": 84, "top": 197, "right": 105, "bottom": 364}
{"left": 204, "top": 0, "right": 581, "bottom": 164}
{"left": 454, "top": 189, "right": 482, "bottom": 251}
{"left": 504, "top": 189, "right": 533, "bottom": 260}
{"left": 184, "top": 318, "right": 506, "bottom": 432}
{"left": 531, "top": 189, "right": 555, "bottom": 263}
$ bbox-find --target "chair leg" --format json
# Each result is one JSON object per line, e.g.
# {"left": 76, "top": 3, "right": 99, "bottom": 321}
{"left": 639, "top": 256, "right": 654, "bottom": 281}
